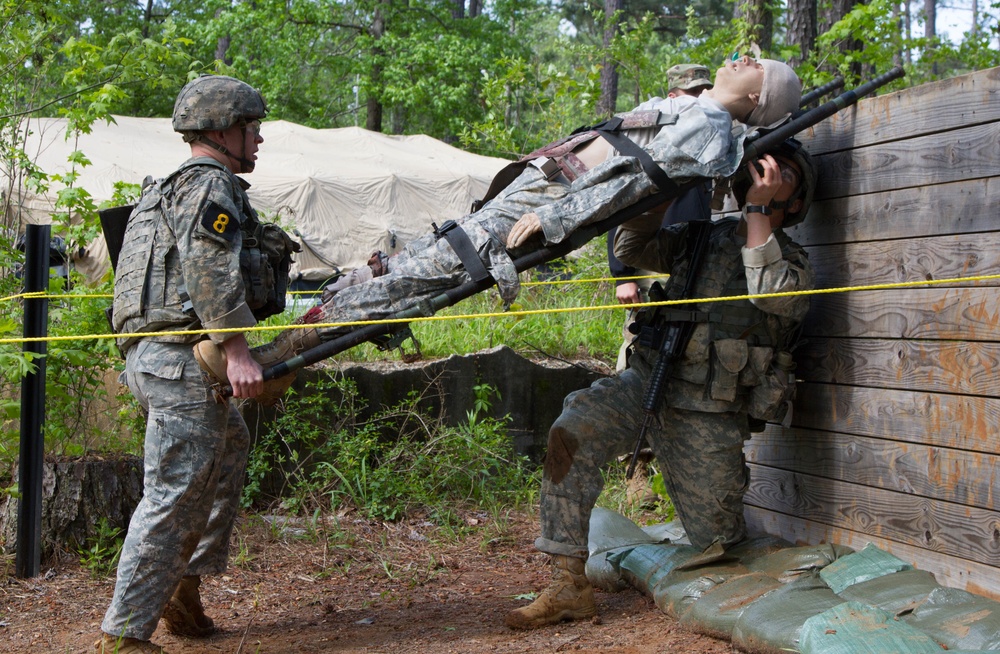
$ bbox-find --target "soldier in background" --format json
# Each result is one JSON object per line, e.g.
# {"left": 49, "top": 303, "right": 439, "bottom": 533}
{"left": 98, "top": 75, "right": 269, "bottom": 654}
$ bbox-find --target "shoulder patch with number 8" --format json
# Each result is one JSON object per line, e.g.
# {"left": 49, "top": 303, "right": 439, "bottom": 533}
{"left": 201, "top": 201, "right": 238, "bottom": 241}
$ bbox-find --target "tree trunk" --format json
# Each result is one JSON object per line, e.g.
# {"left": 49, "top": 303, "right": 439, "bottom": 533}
{"left": 366, "top": 3, "right": 387, "bottom": 133}
{"left": 924, "top": 0, "right": 937, "bottom": 75}
{"left": 735, "top": 0, "right": 773, "bottom": 54}
{"left": 2, "top": 456, "right": 143, "bottom": 562}
{"left": 468, "top": 0, "right": 481, "bottom": 18}
{"left": 923, "top": 0, "right": 936, "bottom": 39}
{"left": 819, "top": 0, "right": 863, "bottom": 79}
{"left": 785, "top": 0, "right": 817, "bottom": 66}
{"left": 596, "top": 0, "right": 623, "bottom": 117}
{"left": 142, "top": 0, "right": 153, "bottom": 38}
{"left": 451, "top": 0, "right": 464, "bottom": 20}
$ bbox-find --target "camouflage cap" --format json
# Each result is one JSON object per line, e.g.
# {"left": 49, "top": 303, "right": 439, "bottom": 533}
{"left": 667, "top": 64, "right": 713, "bottom": 93}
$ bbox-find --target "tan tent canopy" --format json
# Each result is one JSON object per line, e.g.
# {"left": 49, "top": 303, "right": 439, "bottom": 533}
{"left": 15, "top": 116, "right": 510, "bottom": 284}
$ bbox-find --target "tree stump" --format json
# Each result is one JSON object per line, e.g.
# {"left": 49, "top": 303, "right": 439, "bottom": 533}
{"left": 1, "top": 455, "right": 143, "bottom": 561}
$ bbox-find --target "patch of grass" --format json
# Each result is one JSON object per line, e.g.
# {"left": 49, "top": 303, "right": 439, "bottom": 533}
{"left": 78, "top": 517, "right": 124, "bottom": 578}
{"left": 244, "top": 374, "right": 539, "bottom": 528}
{"left": 597, "top": 459, "right": 676, "bottom": 525}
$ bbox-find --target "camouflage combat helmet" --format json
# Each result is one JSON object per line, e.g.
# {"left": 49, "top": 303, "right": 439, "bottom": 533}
{"left": 172, "top": 75, "right": 267, "bottom": 135}
{"left": 733, "top": 137, "right": 817, "bottom": 228}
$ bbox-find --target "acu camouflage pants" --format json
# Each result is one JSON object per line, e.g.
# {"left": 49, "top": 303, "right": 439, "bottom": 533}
{"left": 535, "top": 367, "right": 750, "bottom": 559}
{"left": 102, "top": 340, "right": 250, "bottom": 640}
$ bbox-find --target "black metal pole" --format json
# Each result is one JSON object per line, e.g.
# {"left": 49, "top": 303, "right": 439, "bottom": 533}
{"left": 16, "top": 223, "right": 49, "bottom": 579}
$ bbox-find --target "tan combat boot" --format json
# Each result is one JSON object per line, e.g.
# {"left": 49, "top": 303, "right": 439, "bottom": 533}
{"left": 625, "top": 464, "right": 660, "bottom": 510}
{"left": 161, "top": 575, "right": 215, "bottom": 638}
{"left": 193, "top": 327, "right": 321, "bottom": 405}
{"left": 505, "top": 555, "right": 596, "bottom": 630}
{"left": 95, "top": 633, "right": 168, "bottom": 653}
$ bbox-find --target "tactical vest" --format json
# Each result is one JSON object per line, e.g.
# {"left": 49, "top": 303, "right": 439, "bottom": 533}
{"left": 112, "top": 159, "right": 298, "bottom": 351}
{"left": 632, "top": 219, "right": 801, "bottom": 423}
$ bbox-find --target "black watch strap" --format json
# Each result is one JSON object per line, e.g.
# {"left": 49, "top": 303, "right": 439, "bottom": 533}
{"left": 745, "top": 204, "right": 773, "bottom": 215}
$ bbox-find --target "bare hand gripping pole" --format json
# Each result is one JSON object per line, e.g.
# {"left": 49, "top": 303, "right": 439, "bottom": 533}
{"left": 231, "top": 67, "right": 905, "bottom": 398}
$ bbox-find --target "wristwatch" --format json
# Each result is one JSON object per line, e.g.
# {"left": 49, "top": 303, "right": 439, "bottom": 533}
{"left": 744, "top": 204, "right": 773, "bottom": 216}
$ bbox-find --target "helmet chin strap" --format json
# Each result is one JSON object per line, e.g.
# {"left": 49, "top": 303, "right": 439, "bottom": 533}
{"left": 197, "top": 129, "right": 255, "bottom": 173}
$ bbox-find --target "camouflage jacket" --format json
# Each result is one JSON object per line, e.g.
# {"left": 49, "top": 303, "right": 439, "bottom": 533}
{"left": 112, "top": 157, "right": 257, "bottom": 353}
{"left": 613, "top": 216, "right": 814, "bottom": 413}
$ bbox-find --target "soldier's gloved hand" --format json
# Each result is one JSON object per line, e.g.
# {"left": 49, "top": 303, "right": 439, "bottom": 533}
{"left": 507, "top": 212, "right": 542, "bottom": 248}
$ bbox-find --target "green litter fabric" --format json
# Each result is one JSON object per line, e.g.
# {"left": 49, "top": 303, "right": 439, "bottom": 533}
{"left": 747, "top": 542, "right": 855, "bottom": 583}
{"left": 731, "top": 573, "right": 844, "bottom": 654}
{"left": 680, "top": 571, "right": 784, "bottom": 639}
{"left": 838, "top": 568, "right": 941, "bottom": 615}
{"left": 799, "top": 601, "right": 948, "bottom": 654}
{"left": 902, "top": 586, "right": 1000, "bottom": 651}
{"left": 820, "top": 542, "right": 914, "bottom": 594}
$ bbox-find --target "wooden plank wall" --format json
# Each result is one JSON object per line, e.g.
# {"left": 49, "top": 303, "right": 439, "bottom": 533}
{"left": 743, "top": 66, "right": 1000, "bottom": 600}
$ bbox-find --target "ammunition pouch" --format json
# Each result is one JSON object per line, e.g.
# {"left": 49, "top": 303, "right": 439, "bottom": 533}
{"left": 708, "top": 338, "right": 797, "bottom": 426}
{"left": 241, "top": 220, "right": 301, "bottom": 320}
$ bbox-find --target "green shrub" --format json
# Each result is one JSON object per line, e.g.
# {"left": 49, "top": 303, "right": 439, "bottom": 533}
{"left": 243, "top": 373, "right": 538, "bottom": 524}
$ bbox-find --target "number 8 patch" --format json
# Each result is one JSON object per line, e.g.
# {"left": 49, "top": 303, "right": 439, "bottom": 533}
{"left": 200, "top": 201, "right": 238, "bottom": 242}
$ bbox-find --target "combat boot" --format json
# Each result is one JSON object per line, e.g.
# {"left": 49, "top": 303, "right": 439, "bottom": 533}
{"left": 94, "top": 633, "right": 168, "bottom": 653}
{"left": 505, "top": 555, "right": 596, "bottom": 630}
{"left": 193, "top": 327, "right": 321, "bottom": 405}
{"left": 161, "top": 575, "right": 215, "bottom": 638}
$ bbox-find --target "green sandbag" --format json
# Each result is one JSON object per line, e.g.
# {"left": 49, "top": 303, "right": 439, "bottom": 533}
{"left": 727, "top": 533, "right": 796, "bottom": 565}
{"left": 617, "top": 542, "right": 700, "bottom": 593}
{"left": 732, "top": 573, "right": 844, "bottom": 654}
{"left": 680, "top": 571, "right": 784, "bottom": 639}
{"left": 747, "top": 542, "right": 855, "bottom": 583}
{"left": 586, "top": 507, "right": 665, "bottom": 592}
{"left": 800, "top": 601, "right": 947, "bottom": 654}
{"left": 651, "top": 557, "right": 750, "bottom": 619}
{"left": 838, "top": 568, "right": 941, "bottom": 615}
{"left": 902, "top": 587, "right": 1000, "bottom": 650}
{"left": 820, "top": 543, "right": 913, "bottom": 594}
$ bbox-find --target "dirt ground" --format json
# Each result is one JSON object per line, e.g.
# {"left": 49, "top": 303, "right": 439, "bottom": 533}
{"left": 0, "top": 507, "right": 735, "bottom": 654}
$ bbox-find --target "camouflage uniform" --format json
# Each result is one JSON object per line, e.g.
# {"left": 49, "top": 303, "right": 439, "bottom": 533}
{"left": 537, "top": 217, "right": 814, "bottom": 556}
{"left": 103, "top": 158, "right": 258, "bottom": 640}
{"left": 313, "top": 94, "right": 745, "bottom": 337}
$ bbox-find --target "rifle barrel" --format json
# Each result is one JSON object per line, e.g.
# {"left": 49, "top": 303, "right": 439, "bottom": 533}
{"left": 798, "top": 77, "right": 845, "bottom": 108}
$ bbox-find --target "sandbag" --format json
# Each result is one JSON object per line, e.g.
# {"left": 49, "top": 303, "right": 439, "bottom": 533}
{"left": 732, "top": 573, "right": 844, "bottom": 654}
{"left": 820, "top": 542, "right": 913, "bottom": 594}
{"left": 586, "top": 507, "right": 664, "bottom": 592}
{"left": 800, "top": 601, "right": 947, "bottom": 654}
{"left": 838, "top": 568, "right": 941, "bottom": 615}
{"left": 650, "top": 555, "right": 750, "bottom": 620}
{"left": 903, "top": 586, "right": 1000, "bottom": 651}
{"left": 727, "top": 533, "right": 795, "bottom": 564}
{"left": 680, "top": 571, "right": 784, "bottom": 639}
{"left": 747, "top": 542, "right": 855, "bottom": 583}
{"left": 617, "top": 542, "right": 700, "bottom": 594}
